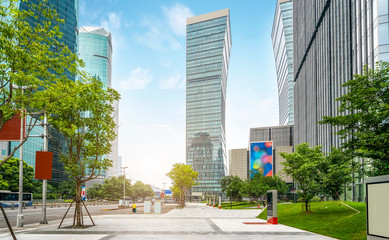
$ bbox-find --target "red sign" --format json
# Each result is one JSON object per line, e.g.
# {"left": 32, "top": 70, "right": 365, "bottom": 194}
{"left": 35, "top": 151, "right": 53, "bottom": 180}
{"left": 0, "top": 112, "right": 26, "bottom": 141}
{"left": 161, "top": 192, "right": 165, "bottom": 198}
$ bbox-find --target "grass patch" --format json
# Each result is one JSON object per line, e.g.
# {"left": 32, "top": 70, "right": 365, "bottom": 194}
{"left": 220, "top": 201, "right": 261, "bottom": 209}
{"left": 258, "top": 201, "right": 366, "bottom": 240}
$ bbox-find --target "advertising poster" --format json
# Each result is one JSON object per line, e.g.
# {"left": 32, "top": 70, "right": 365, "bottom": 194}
{"left": 81, "top": 186, "right": 86, "bottom": 201}
{"left": 250, "top": 141, "right": 273, "bottom": 177}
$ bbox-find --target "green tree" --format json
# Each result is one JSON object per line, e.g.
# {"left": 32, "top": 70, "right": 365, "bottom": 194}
{"left": 57, "top": 180, "right": 77, "bottom": 199}
{"left": 220, "top": 175, "right": 244, "bottom": 202}
{"left": 47, "top": 78, "right": 120, "bottom": 227}
{"left": 0, "top": 157, "right": 35, "bottom": 192}
{"left": 166, "top": 163, "right": 198, "bottom": 208}
{"left": 280, "top": 143, "right": 325, "bottom": 211}
{"left": 242, "top": 171, "right": 287, "bottom": 202}
{"left": 321, "top": 148, "right": 355, "bottom": 200}
{"left": 87, "top": 183, "right": 103, "bottom": 200}
{"left": 320, "top": 62, "right": 389, "bottom": 176}
{"left": 0, "top": 0, "right": 83, "bottom": 166}
{"left": 102, "top": 175, "right": 132, "bottom": 200}
{"left": 131, "top": 181, "right": 154, "bottom": 200}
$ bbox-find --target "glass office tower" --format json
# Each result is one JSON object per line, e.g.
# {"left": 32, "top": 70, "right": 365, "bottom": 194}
{"left": 79, "top": 27, "right": 118, "bottom": 178}
{"left": 271, "top": 0, "right": 294, "bottom": 126}
{"left": 186, "top": 9, "right": 231, "bottom": 199}
{"left": 78, "top": 27, "right": 112, "bottom": 88}
{"left": 6, "top": 0, "right": 79, "bottom": 183}
{"left": 19, "top": 0, "right": 78, "bottom": 82}
{"left": 293, "top": 0, "right": 389, "bottom": 201}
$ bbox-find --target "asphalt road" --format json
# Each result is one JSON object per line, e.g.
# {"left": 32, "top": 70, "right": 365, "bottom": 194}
{"left": 0, "top": 203, "right": 145, "bottom": 229}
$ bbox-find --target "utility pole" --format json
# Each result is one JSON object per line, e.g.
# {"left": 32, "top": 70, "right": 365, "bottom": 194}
{"left": 16, "top": 85, "right": 28, "bottom": 228}
{"left": 40, "top": 113, "right": 48, "bottom": 224}
{"left": 121, "top": 167, "right": 128, "bottom": 206}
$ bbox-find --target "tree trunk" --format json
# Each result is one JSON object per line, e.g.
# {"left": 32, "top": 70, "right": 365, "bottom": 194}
{"left": 75, "top": 182, "right": 82, "bottom": 227}
{"left": 305, "top": 201, "right": 309, "bottom": 212}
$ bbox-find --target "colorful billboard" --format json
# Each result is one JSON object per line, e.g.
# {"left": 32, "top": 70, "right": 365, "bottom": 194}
{"left": 250, "top": 142, "right": 273, "bottom": 177}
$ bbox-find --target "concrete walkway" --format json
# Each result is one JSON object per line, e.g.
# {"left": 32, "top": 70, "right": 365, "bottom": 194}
{"left": 0, "top": 203, "right": 334, "bottom": 240}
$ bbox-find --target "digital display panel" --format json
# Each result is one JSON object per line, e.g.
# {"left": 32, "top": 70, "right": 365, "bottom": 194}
{"left": 250, "top": 142, "right": 273, "bottom": 177}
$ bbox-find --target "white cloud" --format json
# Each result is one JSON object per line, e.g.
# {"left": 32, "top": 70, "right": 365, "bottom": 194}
{"left": 120, "top": 68, "right": 153, "bottom": 90}
{"left": 163, "top": 3, "right": 194, "bottom": 36}
{"left": 159, "top": 72, "right": 183, "bottom": 89}
{"left": 136, "top": 17, "right": 180, "bottom": 51}
{"left": 101, "top": 12, "right": 121, "bottom": 30}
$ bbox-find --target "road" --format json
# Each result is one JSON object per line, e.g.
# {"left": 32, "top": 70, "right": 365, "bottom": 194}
{"left": 0, "top": 203, "right": 148, "bottom": 228}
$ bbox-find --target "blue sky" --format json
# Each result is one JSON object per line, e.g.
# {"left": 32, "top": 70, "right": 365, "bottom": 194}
{"left": 79, "top": 0, "right": 279, "bottom": 188}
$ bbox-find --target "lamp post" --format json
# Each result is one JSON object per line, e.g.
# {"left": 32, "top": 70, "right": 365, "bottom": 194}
{"left": 14, "top": 85, "right": 29, "bottom": 228}
{"left": 121, "top": 167, "right": 128, "bottom": 206}
{"left": 39, "top": 112, "right": 48, "bottom": 224}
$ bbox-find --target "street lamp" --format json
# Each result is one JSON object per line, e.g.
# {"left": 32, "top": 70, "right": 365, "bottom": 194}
{"left": 13, "top": 85, "right": 29, "bottom": 228}
{"left": 121, "top": 167, "right": 128, "bottom": 206}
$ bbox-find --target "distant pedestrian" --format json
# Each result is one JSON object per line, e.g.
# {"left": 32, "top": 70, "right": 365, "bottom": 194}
{"left": 131, "top": 202, "right": 137, "bottom": 214}
{"left": 263, "top": 200, "right": 267, "bottom": 208}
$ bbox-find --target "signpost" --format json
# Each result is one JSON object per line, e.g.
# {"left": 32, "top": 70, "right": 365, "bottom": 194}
{"left": 267, "top": 190, "right": 278, "bottom": 224}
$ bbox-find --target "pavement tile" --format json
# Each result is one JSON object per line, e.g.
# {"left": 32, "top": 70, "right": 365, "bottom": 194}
{"left": 0, "top": 203, "right": 335, "bottom": 240}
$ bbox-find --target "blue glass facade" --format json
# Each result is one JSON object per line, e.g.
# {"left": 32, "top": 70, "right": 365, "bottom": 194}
{"left": 19, "top": 0, "right": 78, "bottom": 82}
{"left": 78, "top": 27, "right": 112, "bottom": 88}
{"left": 78, "top": 27, "right": 114, "bottom": 178}
{"left": 186, "top": 9, "right": 231, "bottom": 197}
{"left": 271, "top": 0, "right": 294, "bottom": 126}
{"left": 6, "top": 0, "right": 79, "bottom": 183}
{"left": 10, "top": 117, "right": 68, "bottom": 183}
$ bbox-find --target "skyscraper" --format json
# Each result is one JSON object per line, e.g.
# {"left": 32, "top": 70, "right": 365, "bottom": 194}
{"left": 293, "top": 0, "right": 389, "bottom": 201}
{"left": 78, "top": 27, "right": 113, "bottom": 88}
{"left": 78, "top": 26, "right": 118, "bottom": 178}
{"left": 186, "top": 9, "right": 231, "bottom": 199}
{"left": 293, "top": 0, "right": 389, "bottom": 153}
{"left": 6, "top": 0, "right": 79, "bottom": 183}
{"left": 271, "top": 0, "right": 294, "bottom": 126}
{"left": 19, "top": 0, "right": 78, "bottom": 81}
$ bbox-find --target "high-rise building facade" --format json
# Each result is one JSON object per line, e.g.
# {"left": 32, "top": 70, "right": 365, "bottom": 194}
{"left": 186, "top": 9, "right": 232, "bottom": 198}
{"left": 78, "top": 26, "right": 118, "bottom": 178}
{"left": 271, "top": 0, "right": 294, "bottom": 126}
{"left": 5, "top": 0, "right": 79, "bottom": 183}
{"left": 78, "top": 27, "right": 113, "bottom": 88}
{"left": 229, "top": 149, "right": 248, "bottom": 180}
{"left": 293, "top": 0, "right": 389, "bottom": 153}
{"left": 249, "top": 125, "right": 294, "bottom": 184}
{"left": 19, "top": 0, "right": 78, "bottom": 81}
{"left": 293, "top": 0, "right": 389, "bottom": 201}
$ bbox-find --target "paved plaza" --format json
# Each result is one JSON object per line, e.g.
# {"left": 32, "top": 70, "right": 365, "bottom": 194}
{"left": 0, "top": 203, "right": 334, "bottom": 240}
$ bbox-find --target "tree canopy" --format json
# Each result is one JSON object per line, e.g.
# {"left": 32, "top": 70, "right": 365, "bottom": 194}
{"left": 0, "top": 157, "right": 36, "bottom": 192}
{"left": 166, "top": 163, "right": 198, "bottom": 208}
{"left": 280, "top": 143, "right": 325, "bottom": 211}
{"left": 243, "top": 171, "right": 287, "bottom": 202}
{"left": 320, "top": 62, "right": 389, "bottom": 176}
{"left": 0, "top": 0, "right": 83, "bottom": 166}
{"left": 220, "top": 175, "right": 244, "bottom": 202}
{"left": 46, "top": 78, "right": 120, "bottom": 226}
